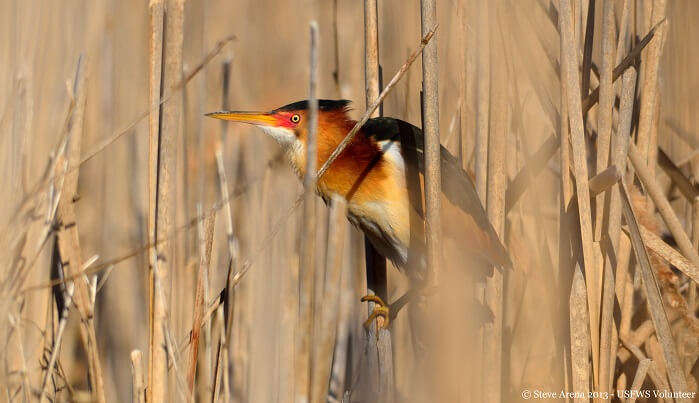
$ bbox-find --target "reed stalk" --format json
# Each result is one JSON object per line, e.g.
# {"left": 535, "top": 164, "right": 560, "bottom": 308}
{"left": 296, "top": 21, "right": 319, "bottom": 403}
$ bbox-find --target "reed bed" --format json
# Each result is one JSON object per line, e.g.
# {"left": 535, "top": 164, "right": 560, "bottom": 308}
{"left": 0, "top": 0, "right": 697, "bottom": 402}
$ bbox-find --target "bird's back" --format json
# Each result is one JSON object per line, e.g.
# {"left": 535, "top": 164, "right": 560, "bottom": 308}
{"left": 361, "top": 117, "right": 513, "bottom": 273}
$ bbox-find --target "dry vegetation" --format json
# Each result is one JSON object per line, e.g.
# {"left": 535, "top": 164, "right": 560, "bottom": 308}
{"left": 1, "top": 0, "right": 698, "bottom": 402}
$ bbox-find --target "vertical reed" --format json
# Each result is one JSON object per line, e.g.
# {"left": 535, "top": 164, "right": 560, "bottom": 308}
{"left": 296, "top": 21, "right": 319, "bottom": 403}
{"left": 559, "top": 0, "right": 600, "bottom": 389}
{"left": 147, "top": 1, "right": 165, "bottom": 401}
{"left": 596, "top": 0, "right": 617, "bottom": 394}
{"left": 483, "top": 3, "right": 506, "bottom": 399}
{"left": 420, "top": 0, "right": 441, "bottom": 283}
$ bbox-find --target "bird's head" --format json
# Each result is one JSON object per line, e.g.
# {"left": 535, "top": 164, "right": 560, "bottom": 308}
{"left": 206, "top": 99, "right": 352, "bottom": 153}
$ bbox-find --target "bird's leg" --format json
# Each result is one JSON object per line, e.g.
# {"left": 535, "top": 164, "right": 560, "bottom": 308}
{"left": 360, "top": 294, "right": 391, "bottom": 329}
{"left": 360, "top": 286, "right": 436, "bottom": 329}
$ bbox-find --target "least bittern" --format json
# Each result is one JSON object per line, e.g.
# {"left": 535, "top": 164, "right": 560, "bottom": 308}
{"left": 207, "top": 100, "right": 511, "bottom": 328}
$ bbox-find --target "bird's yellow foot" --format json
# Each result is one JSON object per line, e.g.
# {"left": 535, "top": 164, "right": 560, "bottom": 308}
{"left": 360, "top": 294, "right": 391, "bottom": 330}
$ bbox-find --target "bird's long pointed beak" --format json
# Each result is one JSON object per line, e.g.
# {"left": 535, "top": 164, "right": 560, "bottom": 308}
{"left": 205, "top": 111, "right": 278, "bottom": 127}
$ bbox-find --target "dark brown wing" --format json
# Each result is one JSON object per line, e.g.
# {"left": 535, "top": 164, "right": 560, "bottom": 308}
{"left": 363, "top": 117, "right": 513, "bottom": 270}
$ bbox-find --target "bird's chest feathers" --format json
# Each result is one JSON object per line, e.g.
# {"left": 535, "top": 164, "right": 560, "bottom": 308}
{"left": 318, "top": 139, "right": 411, "bottom": 246}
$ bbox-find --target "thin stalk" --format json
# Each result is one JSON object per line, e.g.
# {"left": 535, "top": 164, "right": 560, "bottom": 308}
{"left": 420, "top": 0, "right": 441, "bottom": 293}
{"left": 603, "top": 67, "right": 637, "bottom": 396}
{"left": 474, "top": 0, "right": 490, "bottom": 204}
{"left": 296, "top": 22, "right": 319, "bottom": 403}
{"left": 360, "top": 1, "right": 394, "bottom": 401}
{"left": 559, "top": 0, "right": 600, "bottom": 387}
{"left": 483, "top": 3, "right": 506, "bottom": 399}
{"left": 364, "top": 0, "right": 380, "bottom": 113}
{"left": 635, "top": 0, "right": 667, "bottom": 165}
{"left": 310, "top": 196, "right": 347, "bottom": 403}
{"left": 187, "top": 205, "right": 215, "bottom": 393}
{"left": 150, "top": 0, "right": 185, "bottom": 400}
{"left": 594, "top": 0, "right": 616, "bottom": 240}
{"left": 580, "top": 0, "right": 596, "bottom": 99}
{"left": 147, "top": 1, "right": 164, "bottom": 400}
{"left": 39, "top": 281, "right": 75, "bottom": 402}
{"left": 597, "top": 2, "right": 621, "bottom": 388}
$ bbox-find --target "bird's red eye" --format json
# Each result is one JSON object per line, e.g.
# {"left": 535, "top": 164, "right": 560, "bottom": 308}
{"left": 291, "top": 114, "right": 300, "bottom": 123}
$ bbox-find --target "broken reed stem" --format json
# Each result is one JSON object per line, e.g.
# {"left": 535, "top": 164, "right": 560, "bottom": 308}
{"left": 483, "top": 3, "right": 505, "bottom": 399}
{"left": 296, "top": 21, "right": 319, "bottom": 403}
{"left": 618, "top": 181, "right": 690, "bottom": 401}
{"left": 421, "top": 0, "right": 441, "bottom": 289}
{"left": 559, "top": 0, "right": 600, "bottom": 387}
{"left": 588, "top": 166, "right": 621, "bottom": 198}
{"left": 147, "top": 1, "right": 164, "bottom": 400}
{"left": 310, "top": 195, "right": 347, "bottom": 403}
{"left": 317, "top": 25, "right": 437, "bottom": 179}
{"left": 131, "top": 350, "right": 146, "bottom": 403}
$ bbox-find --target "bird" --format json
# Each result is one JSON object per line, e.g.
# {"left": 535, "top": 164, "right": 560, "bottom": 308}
{"left": 206, "top": 99, "right": 512, "bottom": 328}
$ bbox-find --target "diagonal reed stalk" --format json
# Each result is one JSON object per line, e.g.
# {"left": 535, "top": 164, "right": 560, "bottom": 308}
{"left": 316, "top": 26, "right": 437, "bottom": 180}
{"left": 618, "top": 181, "right": 690, "bottom": 401}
